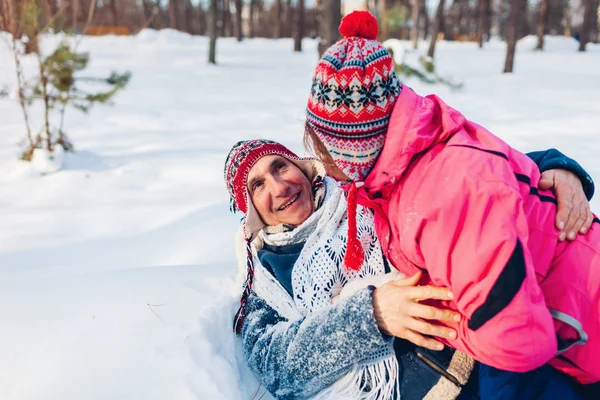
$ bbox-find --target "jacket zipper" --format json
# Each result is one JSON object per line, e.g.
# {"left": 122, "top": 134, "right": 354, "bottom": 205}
{"left": 416, "top": 351, "right": 461, "bottom": 387}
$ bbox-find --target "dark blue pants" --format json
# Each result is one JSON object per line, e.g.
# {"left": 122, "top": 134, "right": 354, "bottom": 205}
{"left": 475, "top": 363, "right": 584, "bottom": 400}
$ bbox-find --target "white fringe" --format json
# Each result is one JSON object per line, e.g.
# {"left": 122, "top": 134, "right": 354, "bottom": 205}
{"left": 315, "top": 355, "right": 400, "bottom": 400}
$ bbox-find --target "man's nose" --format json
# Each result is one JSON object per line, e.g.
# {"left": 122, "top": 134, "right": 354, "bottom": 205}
{"left": 270, "top": 177, "right": 289, "bottom": 197}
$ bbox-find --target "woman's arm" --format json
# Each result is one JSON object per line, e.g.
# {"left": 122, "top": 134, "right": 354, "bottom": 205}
{"left": 242, "top": 288, "right": 390, "bottom": 399}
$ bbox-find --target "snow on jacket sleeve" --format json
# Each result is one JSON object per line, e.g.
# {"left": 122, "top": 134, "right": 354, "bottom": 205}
{"left": 241, "top": 288, "right": 390, "bottom": 400}
{"left": 416, "top": 164, "right": 557, "bottom": 373}
{"left": 526, "top": 148, "right": 595, "bottom": 200}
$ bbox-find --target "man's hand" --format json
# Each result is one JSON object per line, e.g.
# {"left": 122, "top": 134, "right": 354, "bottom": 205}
{"left": 539, "top": 169, "right": 593, "bottom": 241}
{"left": 372, "top": 272, "right": 460, "bottom": 351}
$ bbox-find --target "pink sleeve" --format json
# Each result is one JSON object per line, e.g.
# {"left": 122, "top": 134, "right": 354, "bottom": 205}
{"left": 418, "top": 176, "right": 557, "bottom": 372}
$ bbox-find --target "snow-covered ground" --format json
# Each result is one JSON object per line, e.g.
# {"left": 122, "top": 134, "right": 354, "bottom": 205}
{"left": 0, "top": 31, "right": 599, "bottom": 399}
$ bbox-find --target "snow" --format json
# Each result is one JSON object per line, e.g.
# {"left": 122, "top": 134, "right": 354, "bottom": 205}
{"left": 0, "top": 31, "right": 599, "bottom": 399}
{"left": 30, "top": 147, "right": 65, "bottom": 174}
{"left": 383, "top": 38, "right": 407, "bottom": 64}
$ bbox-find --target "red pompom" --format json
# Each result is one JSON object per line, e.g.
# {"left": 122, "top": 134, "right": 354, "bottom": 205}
{"left": 339, "top": 11, "right": 379, "bottom": 40}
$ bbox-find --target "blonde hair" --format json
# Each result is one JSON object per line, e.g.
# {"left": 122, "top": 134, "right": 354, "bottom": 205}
{"left": 303, "top": 123, "right": 352, "bottom": 182}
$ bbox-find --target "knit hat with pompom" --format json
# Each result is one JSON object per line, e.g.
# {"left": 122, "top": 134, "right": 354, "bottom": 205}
{"left": 306, "top": 10, "right": 401, "bottom": 182}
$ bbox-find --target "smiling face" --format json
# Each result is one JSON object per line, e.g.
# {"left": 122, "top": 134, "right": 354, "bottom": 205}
{"left": 247, "top": 155, "right": 315, "bottom": 227}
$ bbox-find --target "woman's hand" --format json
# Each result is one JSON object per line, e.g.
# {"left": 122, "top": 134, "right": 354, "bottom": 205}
{"left": 372, "top": 271, "right": 460, "bottom": 351}
{"left": 539, "top": 169, "right": 593, "bottom": 241}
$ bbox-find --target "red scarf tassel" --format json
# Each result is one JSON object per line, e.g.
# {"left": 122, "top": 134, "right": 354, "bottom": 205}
{"left": 344, "top": 182, "right": 365, "bottom": 271}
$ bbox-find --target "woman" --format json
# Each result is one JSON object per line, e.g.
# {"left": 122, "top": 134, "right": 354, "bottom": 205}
{"left": 303, "top": 10, "right": 599, "bottom": 386}
{"left": 225, "top": 139, "right": 592, "bottom": 399}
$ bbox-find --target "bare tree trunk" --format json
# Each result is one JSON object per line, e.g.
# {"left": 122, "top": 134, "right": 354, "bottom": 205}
{"left": 223, "top": 0, "right": 232, "bottom": 36}
{"left": 485, "top": 0, "right": 492, "bottom": 39}
{"left": 379, "top": 0, "right": 388, "bottom": 40}
{"left": 249, "top": 0, "right": 256, "bottom": 37}
{"left": 109, "top": 0, "right": 119, "bottom": 25}
{"left": 477, "top": 0, "right": 489, "bottom": 47}
{"left": 218, "top": 0, "right": 224, "bottom": 36}
{"left": 72, "top": 0, "right": 80, "bottom": 31}
{"left": 28, "top": 12, "right": 53, "bottom": 152}
{"left": 420, "top": 0, "right": 427, "bottom": 40}
{"left": 0, "top": 1, "right": 8, "bottom": 36}
{"left": 286, "top": 0, "right": 293, "bottom": 37}
{"left": 142, "top": 0, "right": 152, "bottom": 27}
{"left": 458, "top": 0, "right": 466, "bottom": 37}
{"left": 209, "top": 0, "right": 218, "bottom": 63}
{"left": 503, "top": 0, "right": 521, "bottom": 72}
{"left": 49, "top": 0, "right": 59, "bottom": 16}
{"left": 9, "top": 34, "right": 35, "bottom": 153}
{"left": 147, "top": 0, "right": 162, "bottom": 29}
{"left": 140, "top": 0, "right": 150, "bottom": 27}
{"left": 411, "top": 0, "right": 421, "bottom": 49}
{"left": 2, "top": 0, "right": 17, "bottom": 36}
{"left": 274, "top": 0, "right": 282, "bottom": 37}
{"left": 317, "top": 0, "right": 341, "bottom": 56}
{"left": 564, "top": 5, "right": 571, "bottom": 37}
{"left": 535, "top": 0, "right": 548, "bottom": 50}
{"left": 169, "top": 0, "right": 178, "bottom": 29}
{"left": 294, "top": 0, "right": 304, "bottom": 51}
{"left": 197, "top": 3, "right": 206, "bottom": 34}
{"left": 234, "top": 0, "right": 242, "bottom": 40}
{"left": 56, "top": 0, "right": 96, "bottom": 149}
{"left": 579, "top": 0, "right": 594, "bottom": 51}
{"left": 147, "top": 0, "right": 159, "bottom": 29}
{"left": 185, "top": 0, "right": 195, "bottom": 33}
{"left": 428, "top": 0, "right": 445, "bottom": 57}
{"left": 331, "top": 0, "right": 341, "bottom": 42}
{"left": 40, "top": 0, "right": 53, "bottom": 25}
{"left": 518, "top": 0, "right": 528, "bottom": 37}
{"left": 591, "top": 0, "right": 599, "bottom": 42}
{"left": 1, "top": 0, "right": 34, "bottom": 156}
{"left": 35, "top": 51, "right": 52, "bottom": 152}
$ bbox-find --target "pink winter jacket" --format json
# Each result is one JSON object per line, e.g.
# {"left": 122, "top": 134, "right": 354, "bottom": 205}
{"left": 360, "top": 87, "right": 600, "bottom": 384}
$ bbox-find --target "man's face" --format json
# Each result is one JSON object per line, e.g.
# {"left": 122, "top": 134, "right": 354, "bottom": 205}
{"left": 247, "top": 155, "right": 314, "bottom": 227}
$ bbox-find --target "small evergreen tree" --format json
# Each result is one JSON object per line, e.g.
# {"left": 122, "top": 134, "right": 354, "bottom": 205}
{"left": 1, "top": 0, "right": 131, "bottom": 162}
{"left": 26, "top": 41, "right": 131, "bottom": 155}
{"left": 384, "top": 41, "right": 463, "bottom": 91}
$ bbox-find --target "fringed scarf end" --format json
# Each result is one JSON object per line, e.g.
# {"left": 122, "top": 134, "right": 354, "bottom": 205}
{"left": 317, "top": 355, "right": 400, "bottom": 400}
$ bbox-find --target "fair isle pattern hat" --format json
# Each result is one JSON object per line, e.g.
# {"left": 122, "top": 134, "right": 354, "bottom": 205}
{"left": 224, "top": 139, "right": 325, "bottom": 240}
{"left": 306, "top": 10, "right": 401, "bottom": 181}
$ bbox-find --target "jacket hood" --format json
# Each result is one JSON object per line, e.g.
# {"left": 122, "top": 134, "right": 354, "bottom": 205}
{"left": 364, "top": 88, "right": 466, "bottom": 194}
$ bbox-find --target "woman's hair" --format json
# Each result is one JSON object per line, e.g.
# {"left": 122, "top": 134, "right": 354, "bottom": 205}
{"left": 304, "top": 122, "right": 351, "bottom": 182}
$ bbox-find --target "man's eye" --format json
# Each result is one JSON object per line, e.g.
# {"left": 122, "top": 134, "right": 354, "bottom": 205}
{"left": 276, "top": 163, "right": 287, "bottom": 171}
{"left": 253, "top": 181, "right": 263, "bottom": 191}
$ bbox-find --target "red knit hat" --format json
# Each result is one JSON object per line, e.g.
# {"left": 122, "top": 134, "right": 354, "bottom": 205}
{"left": 306, "top": 11, "right": 401, "bottom": 182}
{"left": 225, "top": 139, "right": 302, "bottom": 215}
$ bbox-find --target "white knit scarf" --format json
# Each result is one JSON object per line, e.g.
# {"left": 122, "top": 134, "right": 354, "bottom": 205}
{"left": 240, "top": 177, "right": 400, "bottom": 399}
